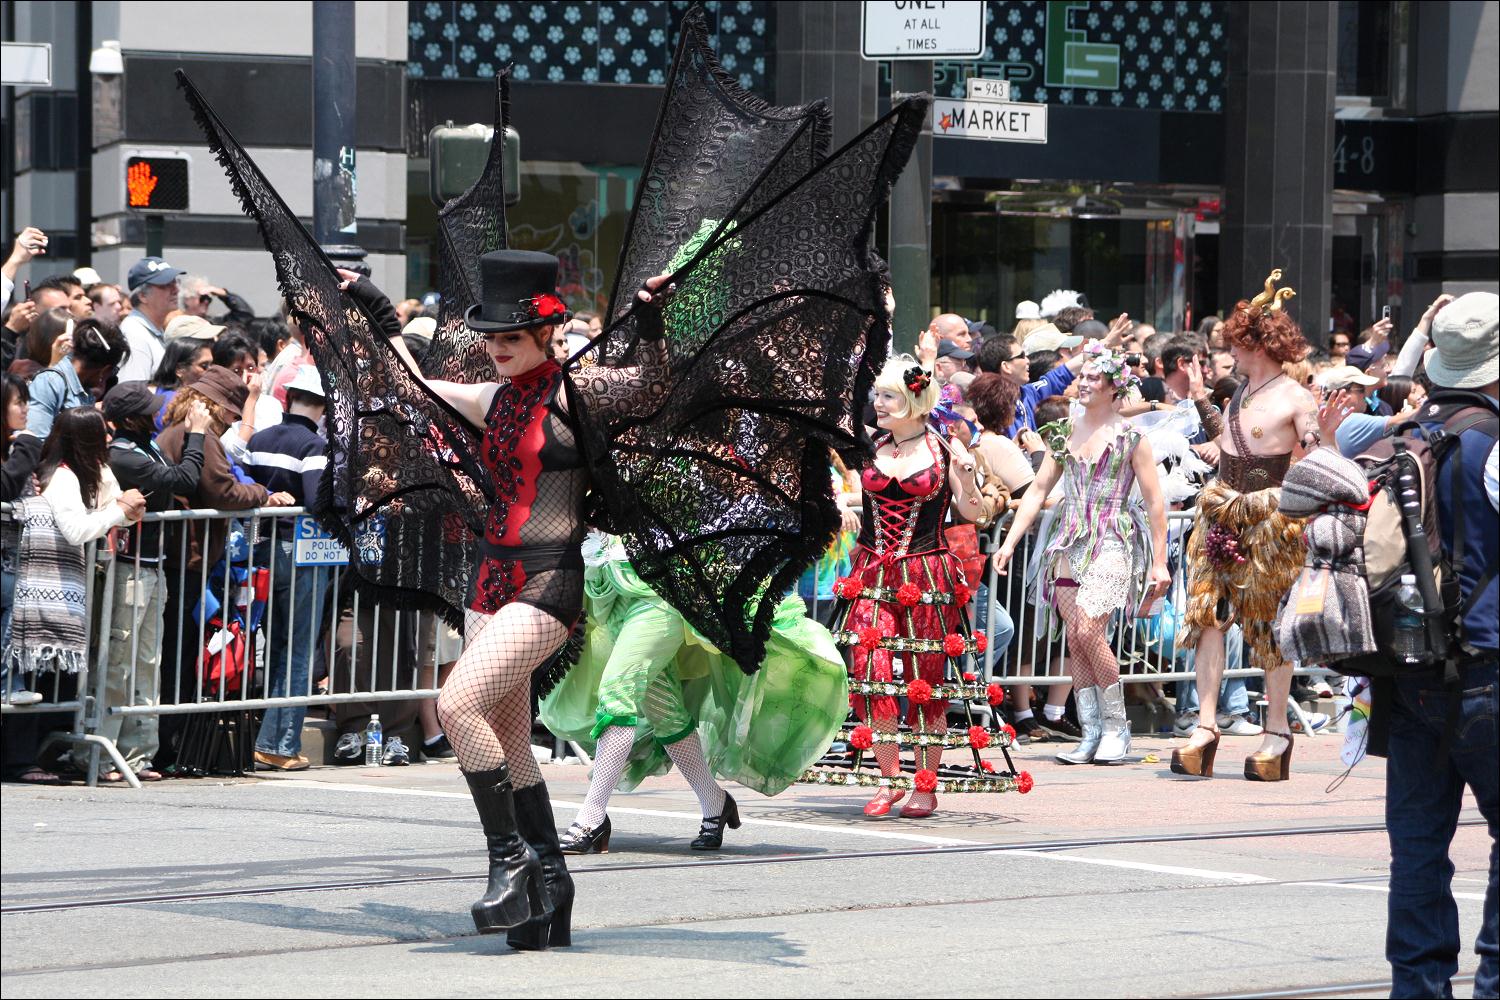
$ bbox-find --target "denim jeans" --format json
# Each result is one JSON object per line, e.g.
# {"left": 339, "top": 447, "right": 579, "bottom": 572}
{"left": 973, "top": 583, "right": 1016, "bottom": 675}
{"left": 1384, "top": 659, "right": 1498, "bottom": 998}
{"left": 254, "top": 540, "right": 328, "bottom": 757}
{"left": 1176, "top": 624, "right": 1250, "bottom": 716}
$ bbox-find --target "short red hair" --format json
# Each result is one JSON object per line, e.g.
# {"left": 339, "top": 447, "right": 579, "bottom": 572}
{"left": 1223, "top": 301, "right": 1308, "bottom": 365}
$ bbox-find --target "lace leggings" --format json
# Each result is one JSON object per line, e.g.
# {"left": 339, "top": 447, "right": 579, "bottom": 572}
{"left": 435, "top": 604, "right": 569, "bottom": 787}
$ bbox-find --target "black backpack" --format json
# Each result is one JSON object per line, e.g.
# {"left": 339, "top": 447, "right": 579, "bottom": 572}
{"left": 1324, "top": 390, "right": 1498, "bottom": 679}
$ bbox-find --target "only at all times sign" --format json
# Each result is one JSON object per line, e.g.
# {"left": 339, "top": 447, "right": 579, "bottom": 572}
{"left": 861, "top": 1, "right": 986, "bottom": 60}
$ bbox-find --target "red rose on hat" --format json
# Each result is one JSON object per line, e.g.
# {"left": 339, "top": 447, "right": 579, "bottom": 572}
{"left": 907, "top": 679, "right": 933, "bottom": 705}
{"left": 850, "top": 725, "right": 874, "bottom": 750}
{"left": 528, "top": 293, "right": 568, "bottom": 321}
{"left": 914, "top": 769, "right": 938, "bottom": 793}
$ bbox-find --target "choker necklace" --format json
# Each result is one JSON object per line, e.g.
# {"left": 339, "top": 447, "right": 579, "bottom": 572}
{"left": 890, "top": 430, "right": 927, "bottom": 451}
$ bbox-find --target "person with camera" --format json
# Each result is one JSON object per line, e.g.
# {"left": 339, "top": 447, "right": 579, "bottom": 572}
{"left": 1359, "top": 292, "right": 1497, "bottom": 998}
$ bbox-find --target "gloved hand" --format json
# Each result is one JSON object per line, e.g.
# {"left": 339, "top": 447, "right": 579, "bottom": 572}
{"left": 336, "top": 269, "right": 401, "bottom": 340}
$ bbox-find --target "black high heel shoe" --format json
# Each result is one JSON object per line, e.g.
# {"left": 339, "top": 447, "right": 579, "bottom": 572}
{"left": 559, "top": 815, "right": 611, "bottom": 855}
{"left": 507, "top": 782, "right": 575, "bottom": 950}
{"left": 464, "top": 765, "right": 552, "bottom": 933}
{"left": 690, "top": 792, "right": 741, "bottom": 851}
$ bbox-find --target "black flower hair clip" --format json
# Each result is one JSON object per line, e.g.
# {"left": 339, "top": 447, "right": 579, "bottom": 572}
{"left": 904, "top": 366, "right": 931, "bottom": 394}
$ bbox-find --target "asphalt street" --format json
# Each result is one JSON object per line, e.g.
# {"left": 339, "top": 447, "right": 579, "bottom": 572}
{"left": 1, "top": 731, "right": 1488, "bottom": 998}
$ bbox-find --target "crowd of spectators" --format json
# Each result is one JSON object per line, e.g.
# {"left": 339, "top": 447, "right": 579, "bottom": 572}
{"left": 0, "top": 228, "right": 456, "bottom": 784}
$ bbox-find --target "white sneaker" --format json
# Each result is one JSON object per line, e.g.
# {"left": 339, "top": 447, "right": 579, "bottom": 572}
{"left": 1172, "top": 713, "right": 1198, "bottom": 738}
{"left": 1217, "top": 712, "right": 1263, "bottom": 736}
{"left": 1290, "top": 711, "right": 1330, "bottom": 734}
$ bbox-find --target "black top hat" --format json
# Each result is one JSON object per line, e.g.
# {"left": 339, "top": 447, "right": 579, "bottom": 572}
{"left": 464, "top": 249, "right": 573, "bottom": 333}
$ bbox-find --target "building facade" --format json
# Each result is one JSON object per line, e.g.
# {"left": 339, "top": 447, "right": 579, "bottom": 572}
{"left": 4, "top": 0, "right": 1496, "bottom": 336}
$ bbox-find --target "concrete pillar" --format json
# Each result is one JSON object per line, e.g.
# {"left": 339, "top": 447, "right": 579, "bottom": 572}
{"left": 1219, "top": 1, "right": 1336, "bottom": 346}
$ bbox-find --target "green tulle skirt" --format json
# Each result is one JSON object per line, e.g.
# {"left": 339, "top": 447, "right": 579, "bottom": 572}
{"left": 539, "top": 558, "right": 848, "bottom": 796}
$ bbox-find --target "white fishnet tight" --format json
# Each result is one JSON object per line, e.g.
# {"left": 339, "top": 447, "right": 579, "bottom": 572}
{"left": 1056, "top": 586, "right": 1119, "bottom": 689}
{"left": 576, "top": 725, "right": 634, "bottom": 829}
{"left": 436, "top": 605, "right": 569, "bottom": 787}
{"left": 663, "top": 732, "right": 726, "bottom": 818}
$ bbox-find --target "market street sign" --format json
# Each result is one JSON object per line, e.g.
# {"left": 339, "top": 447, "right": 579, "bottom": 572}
{"left": 934, "top": 96, "right": 1048, "bottom": 144}
{"left": 966, "top": 77, "right": 1011, "bottom": 101}
{"left": 861, "top": 1, "right": 986, "bottom": 60}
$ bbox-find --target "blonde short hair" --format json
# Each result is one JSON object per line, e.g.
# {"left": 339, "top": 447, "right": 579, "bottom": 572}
{"left": 873, "top": 353, "right": 940, "bottom": 419}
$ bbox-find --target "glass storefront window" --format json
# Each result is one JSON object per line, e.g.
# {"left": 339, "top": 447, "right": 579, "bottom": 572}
{"left": 407, "top": 159, "right": 639, "bottom": 318}
{"left": 1337, "top": 0, "right": 1409, "bottom": 106}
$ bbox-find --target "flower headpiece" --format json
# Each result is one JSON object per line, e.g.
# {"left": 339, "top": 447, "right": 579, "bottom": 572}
{"left": 517, "top": 292, "right": 569, "bottom": 324}
{"left": 1079, "top": 342, "right": 1141, "bottom": 399}
{"left": 903, "top": 366, "right": 931, "bottom": 395}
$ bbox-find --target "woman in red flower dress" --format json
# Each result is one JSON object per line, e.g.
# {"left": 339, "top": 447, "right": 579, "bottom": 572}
{"left": 822, "top": 355, "right": 1027, "bottom": 818}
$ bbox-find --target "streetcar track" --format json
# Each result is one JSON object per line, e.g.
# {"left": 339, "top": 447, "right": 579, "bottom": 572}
{"left": 1207, "top": 973, "right": 1476, "bottom": 999}
{"left": 5, "top": 818, "right": 1480, "bottom": 915}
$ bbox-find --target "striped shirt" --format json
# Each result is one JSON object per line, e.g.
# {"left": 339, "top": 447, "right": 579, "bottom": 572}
{"left": 243, "top": 412, "right": 327, "bottom": 506}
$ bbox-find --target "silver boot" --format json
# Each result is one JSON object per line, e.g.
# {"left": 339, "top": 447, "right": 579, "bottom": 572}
{"left": 1055, "top": 686, "right": 1102, "bottom": 764}
{"left": 1093, "top": 682, "right": 1131, "bottom": 764}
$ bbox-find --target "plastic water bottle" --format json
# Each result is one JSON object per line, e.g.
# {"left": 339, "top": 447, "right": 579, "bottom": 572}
{"left": 1392, "top": 574, "right": 1426, "bottom": 664}
{"left": 364, "top": 714, "right": 383, "bottom": 766}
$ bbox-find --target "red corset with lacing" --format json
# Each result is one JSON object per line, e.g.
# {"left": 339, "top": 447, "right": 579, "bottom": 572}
{"left": 856, "top": 433, "right": 950, "bottom": 556}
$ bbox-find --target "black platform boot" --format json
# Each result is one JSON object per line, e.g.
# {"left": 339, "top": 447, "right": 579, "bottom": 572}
{"left": 507, "top": 781, "right": 575, "bottom": 950}
{"left": 464, "top": 764, "right": 551, "bottom": 933}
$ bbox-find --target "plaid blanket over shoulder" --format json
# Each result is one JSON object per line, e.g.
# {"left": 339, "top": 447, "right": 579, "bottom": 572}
{"left": 6, "top": 496, "right": 89, "bottom": 675}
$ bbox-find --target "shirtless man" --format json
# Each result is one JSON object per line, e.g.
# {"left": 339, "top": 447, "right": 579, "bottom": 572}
{"left": 1171, "top": 270, "right": 1318, "bottom": 781}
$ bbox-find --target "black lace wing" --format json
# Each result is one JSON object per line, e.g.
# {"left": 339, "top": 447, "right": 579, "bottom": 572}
{"left": 176, "top": 70, "right": 490, "bottom": 625}
{"left": 585, "top": 99, "right": 928, "bottom": 675}
{"left": 422, "top": 71, "right": 510, "bottom": 384}
{"left": 599, "top": 6, "right": 830, "bottom": 354}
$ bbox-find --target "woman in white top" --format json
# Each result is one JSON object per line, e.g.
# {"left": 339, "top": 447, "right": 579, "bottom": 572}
{"left": 37, "top": 406, "right": 145, "bottom": 545}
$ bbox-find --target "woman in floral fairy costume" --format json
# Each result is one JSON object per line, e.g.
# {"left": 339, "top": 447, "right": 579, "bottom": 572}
{"left": 993, "top": 344, "right": 1171, "bottom": 765}
{"left": 822, "top": 355, "right": 1027, "bottom": 819}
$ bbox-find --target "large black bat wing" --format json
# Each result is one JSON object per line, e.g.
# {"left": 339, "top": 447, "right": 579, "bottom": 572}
{"left": 177, "top": 70, "right": 490, "bottom": 624}
{"left": 586, "top": 99, "right": 928, "bottom": 674}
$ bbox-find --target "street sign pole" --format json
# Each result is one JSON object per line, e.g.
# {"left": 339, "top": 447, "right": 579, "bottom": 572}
{"left": 313, "top": 1, "right": 366, "bottom": 274}
{"left": 889, "top": 61, "right": 933, "bottom": 356}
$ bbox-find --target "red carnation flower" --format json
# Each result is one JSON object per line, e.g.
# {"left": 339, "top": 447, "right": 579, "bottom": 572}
{"left": 944, "top": 633, "right": 967, "bottom": 658}
{"left": 530, "top": 293, "right": 568, "bottom": 320}
{"left": 1016, "top": 771, "right": 1034, "bottom": 794}
{"left": 980, "top": 760, "right": 996, "bottom": 773}
{"left": 857, "top": 626, "right": 884, "bottom": 650}
{"left": 987, "top": 683, "right": 1005, "bottom": 706}
{"left": 834, "top": 575, "right": 862, "bottom": 600}
{"left": 906, "top": 679, "right": 933, "bottom": 705}
{"left": 974, "top": 633, "right": 988, "bottom": 653}
{"left": 914, "top": 769, "right": 938, "bottom": 793}
{"left": 1001, "top": 723, "right": 1017, "bottom": 742}
{"left": 962, "top": 671, "right": 977, "bottom": 683}
{"left": 968, "top": 726, "right": 991, "bottom": 750}
{"left": 896, "top": 582, "right": 922, "bottom": 607}
{"left": 953, "top": 583, "right": 972, "bottom": 605}
{"left": 849, "top": 725, "right": 874, "bottom": 750}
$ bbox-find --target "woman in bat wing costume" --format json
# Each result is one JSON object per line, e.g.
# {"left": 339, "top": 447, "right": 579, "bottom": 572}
{"left": 176, "top": 9, "right": 926, "bottom": 952}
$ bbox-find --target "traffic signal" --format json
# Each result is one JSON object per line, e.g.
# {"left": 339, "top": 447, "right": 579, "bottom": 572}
{"left": 125, "top": 155, "right": 190, "bottom": 212}
{"left": 428, "top": 123, "right": 520, "bottom": 207}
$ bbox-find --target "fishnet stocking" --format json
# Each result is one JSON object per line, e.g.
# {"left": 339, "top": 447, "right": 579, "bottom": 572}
{"left": 576, "top": 724, "right": 634, "bottom": 829}
{"left": 859, "top": 706, "right": 901, "bottom": 778}
{"left": 662, "top": 732, "right": 726, "bottom": 818}
{"left": 1056, "top": 586, "right": 1119, "bottom": 689}
{"left": 436, "top": 605, "right": 568, "bottom": 787}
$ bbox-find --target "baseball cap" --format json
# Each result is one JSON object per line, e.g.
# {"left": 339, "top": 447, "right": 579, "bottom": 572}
{"left": 101, "top": 381, "right": 165, "bottom": 422}
{"left": 936, "top": 339, "right": 975, "bottom": 361}
{"left": 164, "top": 314, "right": 225, "bottom": 343}
{"left": 127, "top": 256, "right": 186, "bottom": 291}
{"left": 1316, "top": 364, "right": 1379, "bottom": 389}
{"left": 1346, "top": 341, "right": 1390, "bottom": 372}
{"left": 283, "top": 363, "right": 326, "bottom": 399}
{"left": 1022, "top": 324, "right": 1084, "bottom": 354}
{"left": 1015, "top": 300, "right": 1041, "bottom": 321}
{"left": 1424, "top": 291, "right": 1499, "bottom": 390}
{"left": 401, "top": 316, "right": 437, "bottom": 341}
{"left": 73, "top": 266, "right": 103, "bottom": 287}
